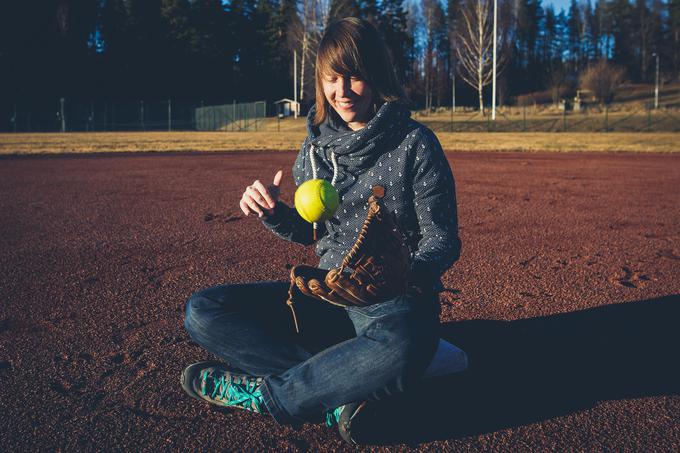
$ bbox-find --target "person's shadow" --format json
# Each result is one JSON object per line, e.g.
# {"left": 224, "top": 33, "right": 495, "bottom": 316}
{"left": 362, "top": 294, "right": 680, "bottom": 445}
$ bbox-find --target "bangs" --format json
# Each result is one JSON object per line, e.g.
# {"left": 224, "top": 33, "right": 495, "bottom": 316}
{"left": 317, "top": 38, "right": 367, "bottom": 80}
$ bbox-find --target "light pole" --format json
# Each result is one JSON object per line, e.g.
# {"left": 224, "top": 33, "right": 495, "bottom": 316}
{"left": 491, "top": 0, "right": 497, "bottom": 120}
{"left": 294, "top": 50, "right": 298, "bottom": 119}
{"left": 652, "top": 52, "right": 659, "bottom": 110}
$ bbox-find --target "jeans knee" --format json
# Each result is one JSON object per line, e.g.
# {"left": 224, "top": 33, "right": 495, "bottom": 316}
{"left": 184, "top": 291, "right": 218, "bottom": 337}
{"left": 368, "top": 326, "right": 438, "bottom": 390}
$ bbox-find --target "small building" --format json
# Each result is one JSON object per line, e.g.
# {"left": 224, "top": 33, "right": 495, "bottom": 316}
{"left": 274, "top": 98, "right": 300, "bottom": 118}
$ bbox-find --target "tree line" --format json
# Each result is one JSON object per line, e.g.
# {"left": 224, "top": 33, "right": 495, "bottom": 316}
{"left": 0, "top": 0, "right": 678, "bottom": 112}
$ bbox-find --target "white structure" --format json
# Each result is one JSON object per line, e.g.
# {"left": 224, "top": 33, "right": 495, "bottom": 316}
{"left": 274, "top": 98, "right": 300, "bottom": 118}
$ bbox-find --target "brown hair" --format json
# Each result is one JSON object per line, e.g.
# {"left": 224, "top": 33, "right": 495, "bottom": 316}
{"left": 313, "top": 17, "right": 406, "bottom": 126}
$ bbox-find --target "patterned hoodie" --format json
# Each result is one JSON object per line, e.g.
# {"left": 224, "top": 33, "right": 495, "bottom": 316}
{"left": 262, "top": 101, "right": 461, "bottom": 293}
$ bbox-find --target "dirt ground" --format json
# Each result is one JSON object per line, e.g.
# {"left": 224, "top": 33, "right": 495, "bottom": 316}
{"left": 1, "top": 151, "right": 679, "bottom": 451}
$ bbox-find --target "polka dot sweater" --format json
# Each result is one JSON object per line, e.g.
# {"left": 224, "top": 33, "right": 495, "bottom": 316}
{"left": 262, "top": 101, "right": 461, "bottom": 292}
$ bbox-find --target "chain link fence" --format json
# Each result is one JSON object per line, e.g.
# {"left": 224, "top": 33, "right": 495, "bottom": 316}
{"left": 2, "top": 99, "right": 267, "bottom": 133}
{"left": 417, "top": 104, "right": 680, "bottom": 133}
{"left": 195, "top": 101, "right": 266, "bottom": 131}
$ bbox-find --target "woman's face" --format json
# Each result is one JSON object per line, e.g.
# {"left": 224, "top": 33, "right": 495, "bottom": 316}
{"left": 322, "top": 72, "right": 374, "bottom": 130}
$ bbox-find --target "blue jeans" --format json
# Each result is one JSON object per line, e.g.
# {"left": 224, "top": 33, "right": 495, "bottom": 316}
{"left": 183, "top": 281, "right": 440, "bottom": 425}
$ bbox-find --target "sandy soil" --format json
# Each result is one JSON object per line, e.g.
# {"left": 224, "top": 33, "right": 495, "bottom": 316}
{"left": 2, "top": 131, "right": 679, "bottom": 154}
{"left": 0, "top": 151, "right": 678, "bottom": 451}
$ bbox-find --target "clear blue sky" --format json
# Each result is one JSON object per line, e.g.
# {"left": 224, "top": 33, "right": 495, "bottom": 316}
{"left": 543, "top": 0, "right": 572, "bottom": 13}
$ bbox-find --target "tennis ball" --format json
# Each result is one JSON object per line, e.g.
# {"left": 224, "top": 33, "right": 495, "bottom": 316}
{"left": 294, "top": 179, "right": 339, "bottom": 223}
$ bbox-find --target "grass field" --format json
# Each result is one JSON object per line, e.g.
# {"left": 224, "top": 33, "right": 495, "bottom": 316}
{"left": 0, "top": 130, "right": 678, "bottom": 155}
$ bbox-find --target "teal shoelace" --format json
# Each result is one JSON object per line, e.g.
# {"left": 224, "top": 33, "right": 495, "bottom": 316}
{"left": 325, "top": 406, "right": 344, "bottom": 427}
{"left": 201, "top": 370, "right": 264, "bottom": 413}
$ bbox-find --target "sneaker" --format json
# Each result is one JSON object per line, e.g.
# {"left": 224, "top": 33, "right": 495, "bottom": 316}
{"left": 325, "top": 401, "right": 368, "bottom": 445}
{"left": 181, "top": 361, "right": 266, "bottom": 414}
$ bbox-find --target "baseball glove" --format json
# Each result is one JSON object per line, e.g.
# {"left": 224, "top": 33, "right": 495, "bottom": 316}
{"left": 285, "top": 185, "right": 411, "bottom": 332}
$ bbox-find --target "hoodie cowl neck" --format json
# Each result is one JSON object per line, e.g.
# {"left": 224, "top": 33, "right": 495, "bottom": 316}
{"left": 306, "top": 101, "right": 412, "bottom": 159}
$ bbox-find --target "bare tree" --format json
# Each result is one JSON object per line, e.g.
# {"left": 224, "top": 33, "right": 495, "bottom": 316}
{"left": 454, "top": 0, "right": 496, "bottom": 113}
{"left": 423, "top": 0, "right": 447, "bottom": 112}
{"left": 288, "top": 0, "right": 331, "bottom": 104}
{"left": 580, "top": 59, "right": 625, "bottom": 105}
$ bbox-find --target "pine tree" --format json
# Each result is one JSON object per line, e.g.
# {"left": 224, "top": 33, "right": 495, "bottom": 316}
{"left": 567, "top": 0, "right": 582, "bottom": 70}
{"left": 670, "top": 0, "right": 680, "bottom": 78}
{"left": 328, "top": 0, "right": 361, "bottom": 22}
{"left": 380, "top": 0, "right": 411, "bottom": 88}
{"left": 608, "top": 0, "right": 635, "bottom": 78}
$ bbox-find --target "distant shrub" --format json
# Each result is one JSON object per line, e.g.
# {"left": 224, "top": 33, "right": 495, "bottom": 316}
{"left": 580, "top": 61, "right": 626, "bottom": 106}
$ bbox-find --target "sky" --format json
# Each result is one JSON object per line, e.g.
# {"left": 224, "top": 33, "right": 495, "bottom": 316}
{"left": 544, "top": 0, "right": 572, "bottom": 13}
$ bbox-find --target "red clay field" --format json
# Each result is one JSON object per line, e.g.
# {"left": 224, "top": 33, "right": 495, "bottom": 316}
{"left": 1, "top": 150, "right": 679, "bottom": 451}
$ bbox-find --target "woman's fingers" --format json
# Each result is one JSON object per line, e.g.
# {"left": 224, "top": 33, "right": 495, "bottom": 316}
{"left": 243, "top": 195, "right": 264, "bottom": 217}
{"left": 245, "top": 184, "right": 271, "bottom": 210}
{"left": 272, "top": 170, "right": 283, "bottom": 188}
{"left": 240, "top": 171, "right": 284, "bottom": 218}
{"left": 251, "top": 180, "right": 275, "bottom": 209}
{"left": 268, "top": 170, "right": 283, "bottom": 201}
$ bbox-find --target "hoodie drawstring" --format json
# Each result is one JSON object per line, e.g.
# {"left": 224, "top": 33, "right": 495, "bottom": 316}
{"left": 308, "top": 144, "right": 339, "bottom": 241}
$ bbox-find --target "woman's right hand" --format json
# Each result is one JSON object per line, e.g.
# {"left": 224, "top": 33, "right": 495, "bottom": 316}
{"left": 239, "top": 170, "right": 283, "bottom": 218}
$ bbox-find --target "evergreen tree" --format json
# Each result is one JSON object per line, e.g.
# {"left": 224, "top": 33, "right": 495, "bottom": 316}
{"left": 670, "top": 0, "right": 680, "bottom": 78}
{"left": 361, "top": 0, "right": 380, "bottom": 25}
{"left": 380, "top": 0, "right": 412, "bottom": 89}
{"left": 567, "top": 0, "right": 582, "bottom": 70}
{"left": 328, "top": 0, "right": 361, "bottom": 23}
{"left": 609, "top": 0, "right": 635, "bottom": 78}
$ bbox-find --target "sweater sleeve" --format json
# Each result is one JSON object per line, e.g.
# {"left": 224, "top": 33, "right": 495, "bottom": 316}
{"left": 408, "top": 128, "right": 462, "bottom": 290}
{"left": 260, "top": 140, "right": 325, "bottom": 246}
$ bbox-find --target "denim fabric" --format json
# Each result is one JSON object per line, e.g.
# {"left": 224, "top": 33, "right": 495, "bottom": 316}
{"left": 184, "top": 281, "right": 440, "bottom": 425}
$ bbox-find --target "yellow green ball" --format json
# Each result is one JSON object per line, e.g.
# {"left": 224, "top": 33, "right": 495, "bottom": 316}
{"left": 294, "top": 179, "right": 339, "bottom": 223}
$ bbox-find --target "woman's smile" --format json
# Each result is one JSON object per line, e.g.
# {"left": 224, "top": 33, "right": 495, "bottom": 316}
{"left": 322, "top": 73, "right": 374, "bottom": 130}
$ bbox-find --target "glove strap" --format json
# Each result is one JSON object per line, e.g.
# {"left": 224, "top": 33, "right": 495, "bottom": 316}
{"left": 285, "top": 285, "right": 301, "bottom": 333}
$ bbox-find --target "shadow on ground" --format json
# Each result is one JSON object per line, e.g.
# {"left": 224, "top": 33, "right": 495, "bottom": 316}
{"left": 360, "top": 295, "right": 680, "bottom": 446}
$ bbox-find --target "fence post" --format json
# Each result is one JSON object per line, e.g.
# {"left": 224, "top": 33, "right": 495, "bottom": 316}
{"left": 168, "top": 99, "right": 172, "bottom": 132}
{"left": 604, "top": 106, "right": 608, "bottom": 132}
{"left": 523, "top": 105, "right": 527, "bottom": 132}
{"left": 140, "top": 100, "right": 145, "bottom": 131}
{"left": 563, "top": 107, "right": 567, "bottom": 132}
{"left": 647, "top": 106, "right": 652, "bottom": 132}
{"left": 450, "top": 106, "right": 453, "bottom": 132}
{"left": 60, "top": 97, "right": 66, "bottom": 132}
{"left": 89, "top": 101, "right": 95, "bottom": 132}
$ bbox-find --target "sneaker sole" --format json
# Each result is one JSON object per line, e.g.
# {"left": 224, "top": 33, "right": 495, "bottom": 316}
{"left": 180, "top": 361, "right": 226, "bottom": 402}
{"left": 338, "top": 401, "right": 368, "bottom": 445}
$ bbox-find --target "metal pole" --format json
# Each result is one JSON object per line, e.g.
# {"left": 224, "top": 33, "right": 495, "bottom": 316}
{"left": 604, "top": 105, "right": 608, "bottom": 132}
{"left": 492, "top": 0, "right": 497, "bottom": 121}
{"left": 450, "top": 97, "right": 453, "bottom": 132}
{"left": 452, "top": 69, "right": 456, "bottom": 113}
{"left": 60, "top": 97, "right": 66, "bottom": 132}
{"left": 140, "top": 100, "right": 145, "bottom": 131}
{"left": 654, "top": 53, "right": 659, "bottom": 110}
{"left": 294, "top": 50, "right": 298, "bottom": 119}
